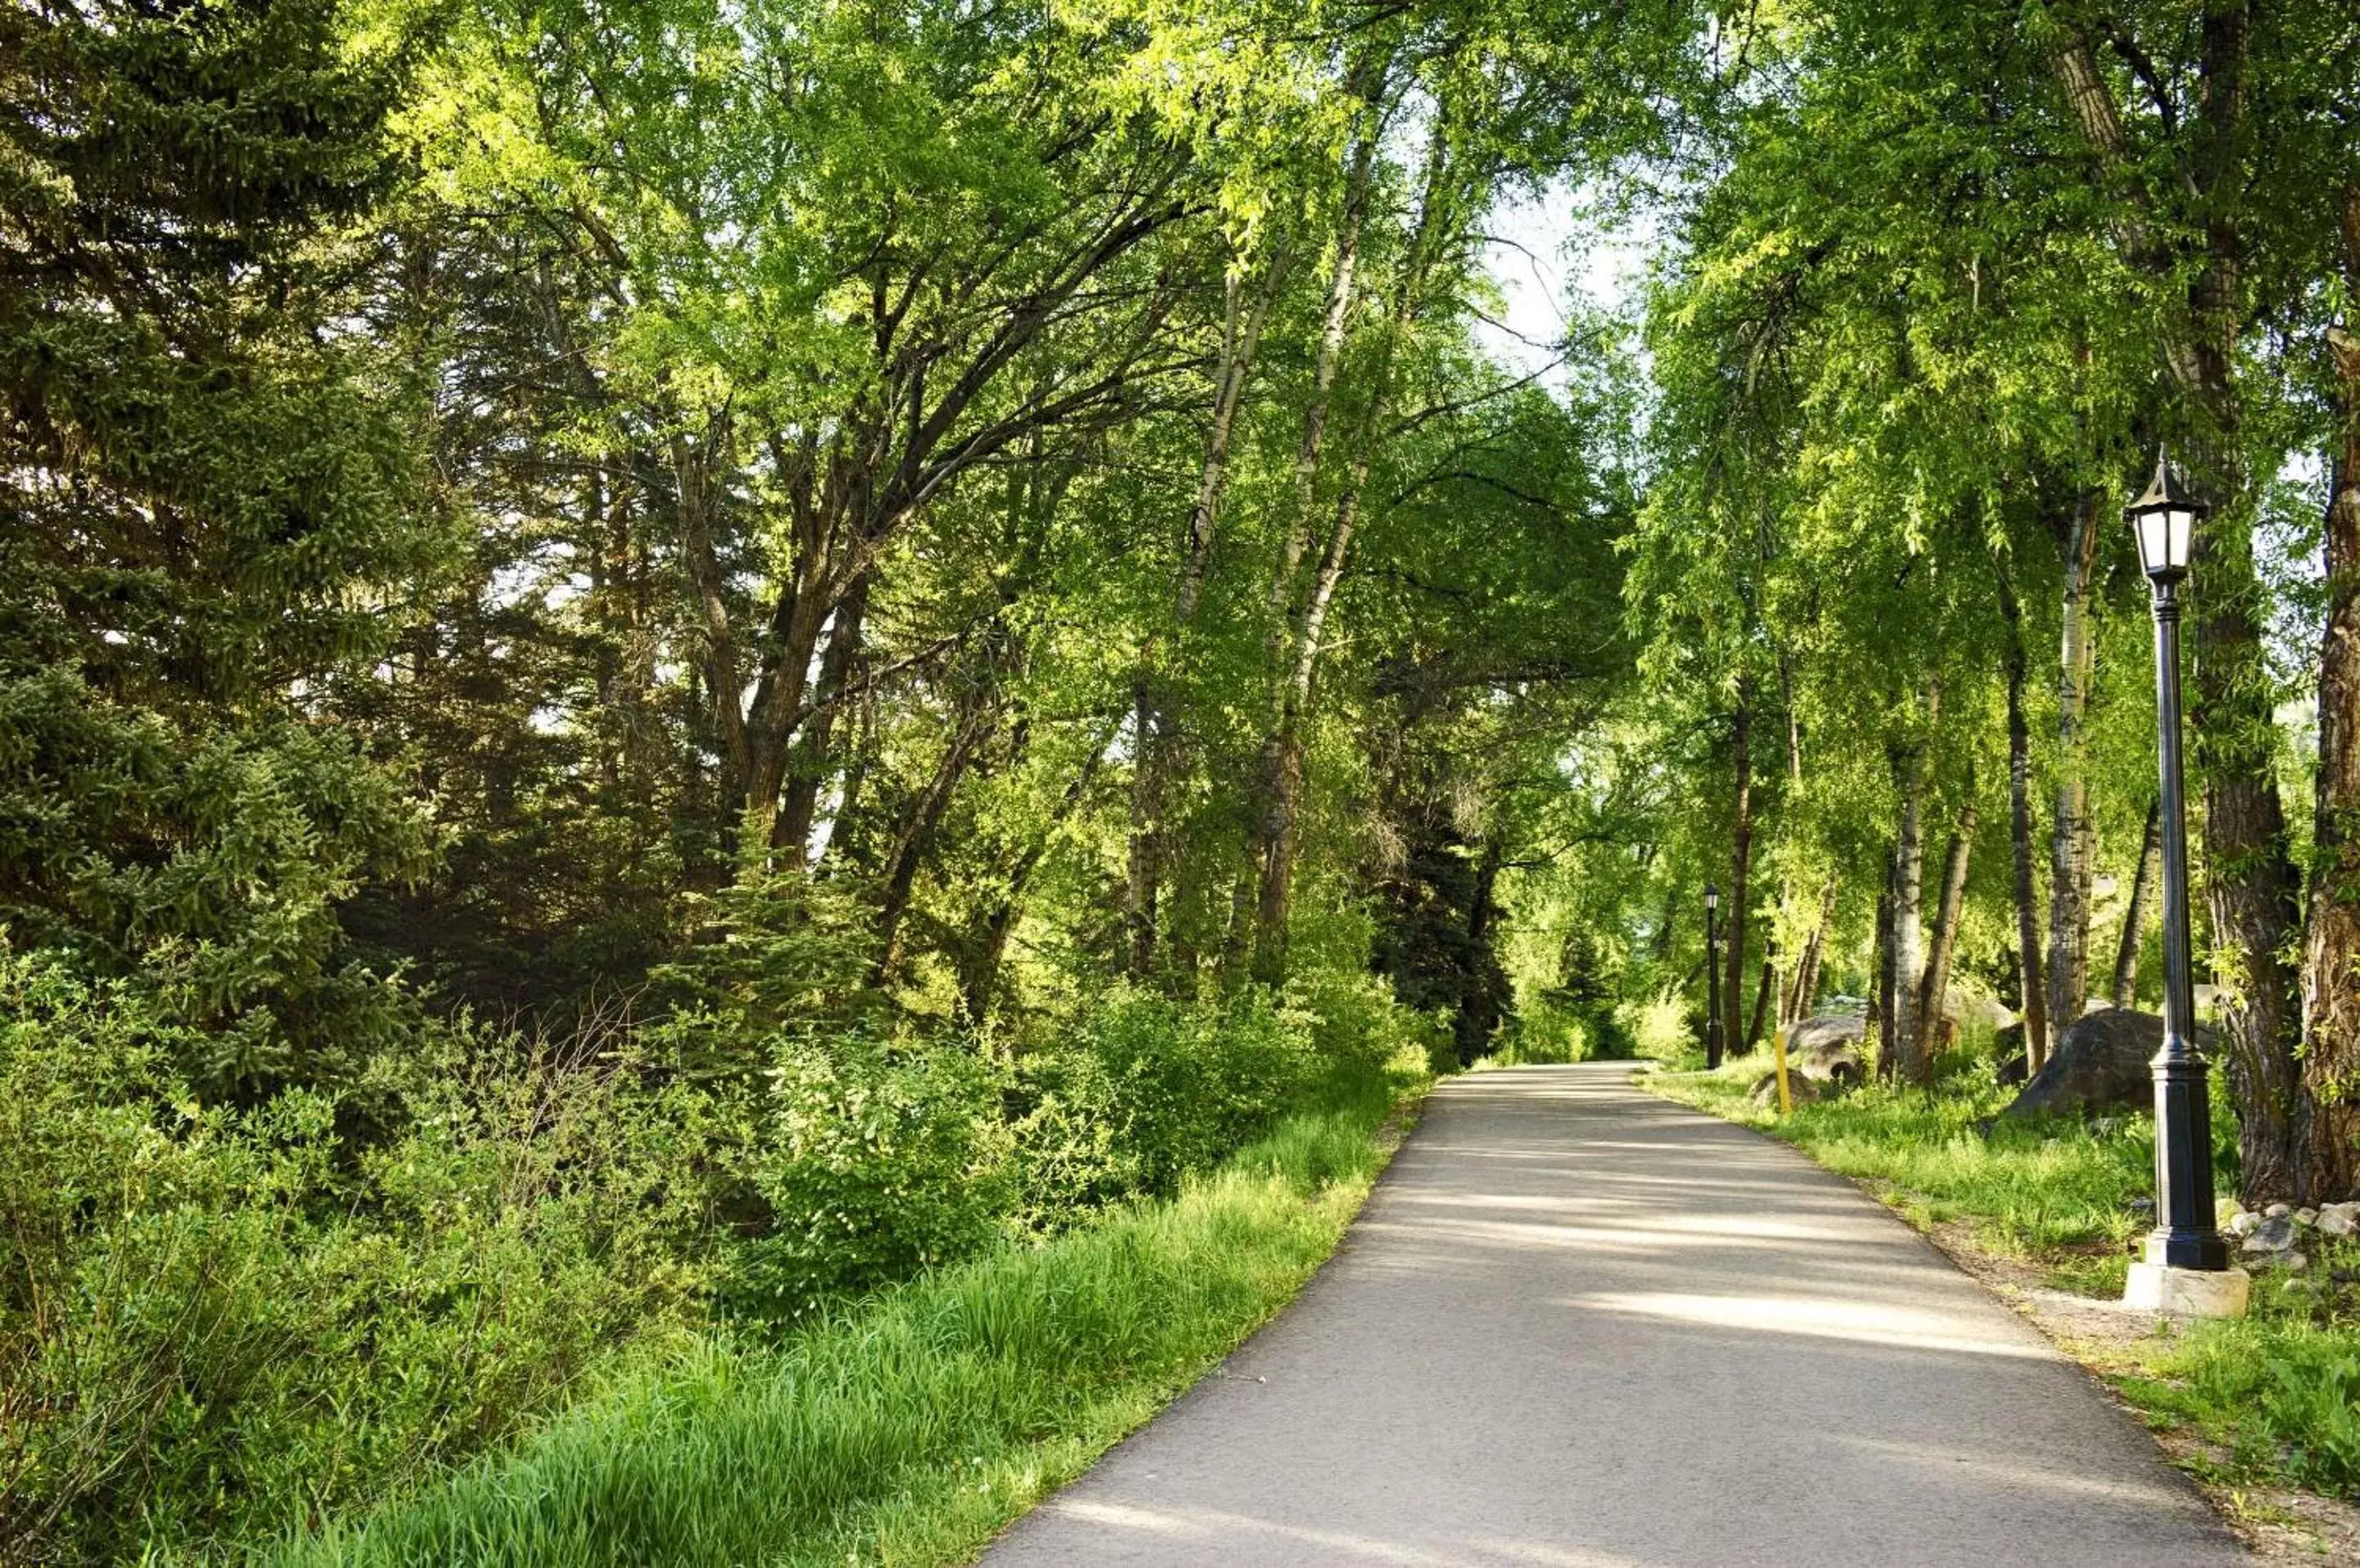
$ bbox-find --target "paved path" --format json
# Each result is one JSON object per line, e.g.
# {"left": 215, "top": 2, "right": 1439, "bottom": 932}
{"left": 983, "top": 1062, "right": 2245, "bottom": 1567}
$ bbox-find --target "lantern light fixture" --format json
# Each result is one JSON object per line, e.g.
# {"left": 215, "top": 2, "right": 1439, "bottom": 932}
{"left": 2126, "top": 446, "right": 2205, "bottom": 584}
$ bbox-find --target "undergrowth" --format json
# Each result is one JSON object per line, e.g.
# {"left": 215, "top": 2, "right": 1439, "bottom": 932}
{"left": 1647, "top": 1055, "right": 2360, "bottom": 1504}
{"left": 264, "top": 1075, "right": 1414, "bottom": 1568}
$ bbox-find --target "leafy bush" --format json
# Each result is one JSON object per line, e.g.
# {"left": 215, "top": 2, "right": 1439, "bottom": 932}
{"left": 1011, "top": 986, "right": 1319, "bottom": 1226}
{"left": 269, "top": 1094, "right": 1402, "bottom": 1568}
{"left": 725, "top": 1031, "right": 1014, "bottom": 1321}
{"left": 0, "top": 950, "right": 718, "bottom": 1564}
{"left": 1286, "top": 969, "right": 1445, "bottom": 1082}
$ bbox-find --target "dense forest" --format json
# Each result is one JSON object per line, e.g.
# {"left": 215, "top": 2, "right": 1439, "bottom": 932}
{"left": 2, "top": 0, "right": 2358, "bottom": 1558}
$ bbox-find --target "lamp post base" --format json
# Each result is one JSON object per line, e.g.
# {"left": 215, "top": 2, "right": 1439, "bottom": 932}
{"left": 2123, "top": 1262, "right": 2250, "bottom": 1318}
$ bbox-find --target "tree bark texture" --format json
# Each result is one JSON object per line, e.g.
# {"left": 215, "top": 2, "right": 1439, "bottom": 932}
{"left": 1225, "top": 93, "right": 1382, "bottom": 981}
{"left": 2054, "top": 11, "right": 2306, "bottom": 1202}
{"left": 1887, "top": 684, "right": 1936, "bottom": 1084}
{"left": 1746, "top": 933, "right": 1775, "bottom": 1054}
{"left": 1722, "top": 691, "right": 1754, "bottom": 1061}
{"left": 2299, "top": 181, "right": 2360, "bottom": 1200}
{"left": 2046, "top": 491, "right": 2101, "bottom": 1032}
{"left": 1873, "top": 859, "right": 1897, "bottom": 1080}
{"left": 1245, "top": 88, "right": 1465, "bottom": 984}
{"left": 1997, "top": 560, "right": 2050, "bottom": 1072}
{"left": 2113, "top": 797, "right": 2162, "bottom": 1009}
{"left": 1919, "top": 791, "right": 1977, "bottom": 1048}
{"left": 1127, "top": 238, "right": 1288, "bottom": 976}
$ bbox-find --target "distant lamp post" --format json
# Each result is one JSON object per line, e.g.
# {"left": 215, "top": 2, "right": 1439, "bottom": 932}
{"left": 2122, "top": 446, "right": 2247, "bottom": 1317}
{"left": 1704, "top": 883, "right": 1723, "bottom": 1070}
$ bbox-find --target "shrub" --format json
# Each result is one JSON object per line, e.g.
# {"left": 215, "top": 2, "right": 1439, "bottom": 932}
{"left": 0, "top": 949, "right": 717, "bottom": 1564}
{"left": 1012, "top": 986, "right": 1320, "bottom": 1226}
{"left": 268, "top": 1094, "right": 1400, "bottom": 1568}
{"left": 725, "top": 1030, "right": 1014, "bottom": 1321}
{"left": 1286, "top": 969, "right": 1437, "bottom": 1082}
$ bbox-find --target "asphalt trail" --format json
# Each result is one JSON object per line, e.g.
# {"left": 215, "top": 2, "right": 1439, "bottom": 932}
{"left": 981, "top": 1062, "right": 2244, "bottom": 1567}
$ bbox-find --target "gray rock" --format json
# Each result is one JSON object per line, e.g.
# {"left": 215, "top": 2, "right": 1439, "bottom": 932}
{"left": 1999, "top": 1010, "right": 2184, "bottom": 1122}
{"left": 1749, "top": 1071, "right": 1821, "bottom": 1109}
{"left": 2296, "top": 1208, "right": 2319, "bottom": 1228}
{"left": 2242, "top": 1216, "right": 2298, "bottom": 1253}
{"left": 2266, "top": 1203, "right": 2292, "bottom": 1219}
{"left": 2318, "top": 1202, "right": 2360, "bottom": 1237}
{"left": 1783, "top": 1015, "right": 1866, "bottom": 1088}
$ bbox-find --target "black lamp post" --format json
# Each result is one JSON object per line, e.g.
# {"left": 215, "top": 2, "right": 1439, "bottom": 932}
{"left": 2127, "top": 446, "right": 2231, "bottom": 1274}
{"left": 1704, "top": 883, "right": 1722, "bottom": 1069}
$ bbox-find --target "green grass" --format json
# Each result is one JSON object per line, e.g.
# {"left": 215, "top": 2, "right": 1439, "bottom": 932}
{"left": 261, "top": 1079, "right": 1414, "bottom": 1568}
{"left": 1647, "top": 1054, "right": 2360, "bottom": 1504}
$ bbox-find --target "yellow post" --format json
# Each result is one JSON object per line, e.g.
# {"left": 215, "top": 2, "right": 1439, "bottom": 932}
{"left": 1772, "top": 1026, "right": 1794, "bottom": 1115}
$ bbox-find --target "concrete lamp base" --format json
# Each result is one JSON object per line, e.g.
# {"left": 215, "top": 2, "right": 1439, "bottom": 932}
{"left": 2124, "top": 1262, "right": 2250, "bottom": 1318}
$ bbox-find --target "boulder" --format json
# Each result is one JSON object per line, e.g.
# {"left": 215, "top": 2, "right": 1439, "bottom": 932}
{"left": 2318, "top": 1202, "right": 2360, "bottom": 1238}
{"left": 1999, "top": 1010, "right": 2191, "bottom": 1122}
{"left": 1749, "top": 1071, "right": 1822, "bottom": 1109}
{"left": 1784, "top": 1014, "right": 1866, "bottom": 1088}
{"left": 1948, "top": 994, "right": 2017, "bottom": 1034}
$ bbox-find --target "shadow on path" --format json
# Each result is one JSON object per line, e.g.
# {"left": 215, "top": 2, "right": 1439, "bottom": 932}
{"left": 980, "top": 1063, "right": 2245, "bottom": 1567}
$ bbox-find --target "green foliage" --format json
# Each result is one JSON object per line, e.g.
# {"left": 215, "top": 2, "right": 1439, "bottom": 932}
{"left": 0, "top": 949, "right": 718, "bottom": 1564}
{"left": 2130, "top": 1317, "right": 2360, "bottom": 1498}
{"left": 0, "top": 0, "right": 450, "bottom": 1096}
{"left": 1011, "top": 986, "right": 1322, "bottom": 1226}
{"left": 266, "top": 1090, "right": 1405, "bottom": 1568}
{"left": 728, "top": 1031, "right": 1014, "bottom": 1322}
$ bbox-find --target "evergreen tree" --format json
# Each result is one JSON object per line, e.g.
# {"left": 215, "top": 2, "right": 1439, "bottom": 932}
{"left": 0, "top": 0, "right": 444, "bottom": 1090}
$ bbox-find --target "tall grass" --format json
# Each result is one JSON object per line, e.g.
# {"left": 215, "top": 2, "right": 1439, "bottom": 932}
{"left": 266, "top": 1084, "right": 1407, "bottom": 1568}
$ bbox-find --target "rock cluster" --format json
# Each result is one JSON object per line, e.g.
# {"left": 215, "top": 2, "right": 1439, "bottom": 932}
{"left": 1748, "top": 1015, "right": 1868, "bottom": 1107}
{"left": 2220, "top": 1199, "right": 2360, "bottom": 1272}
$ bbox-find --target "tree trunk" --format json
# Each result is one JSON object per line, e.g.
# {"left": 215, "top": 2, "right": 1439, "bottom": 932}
{"left": 1251, "top": 449, "right": 1370, "bottom": 981}
{"left": 1453, "top": 832, "right": 1507, "bottom": 1058}
{"left": 1787, "top": 877, "right": 1836, "bottom": 1024}
{"left": 873, "top": 685, "right": 996, "bottom": 981}
{"left": 1745, "top": 934, "right": 1776, "bottom": 1054}
{"left": 1872, "top": 855, "right": 1897, "bottom": 1080}
{"left": 2054, "top": 12, "right": 2305, "bottom": 1203}
{"left": 2047, "top": 490, "right": 2102, "bottom": 1033}
{"left": 1127, "top": 238, "right": 1288, "bottom": 974}
{"left": 1886, "top": 683, "right": 1936, "bottom": 1085}
{"left": 2299, "top": 181, "right": 2360, "bottom": 1200}
{"left": 1996, "top": 560, "right": 2051, "bottom": 1072}
{"left": 1246, "top": 88, "right": 1464, "bottom": 984}
{"left": 961, "top": 723, "right": 1116, "bottom": 1025}
{"left": 1722, "top": 691, "right": 1754, "bottom": 1061}
{"left": 2113, "top": 797, "right": 2162, "bottom": 1009}
{"left": 775, "top": 573, "right": 870, "bottom": 866}
{"left": 1918, "top": 791, "right": 1977, "bottom": 1049}
{"left": 1224, "top": 93, "right": 1382, "bottom": 980}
